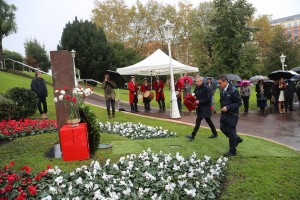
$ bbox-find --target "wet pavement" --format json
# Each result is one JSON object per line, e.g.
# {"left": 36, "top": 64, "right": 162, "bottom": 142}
{"left": 86, "top": 93, "right": 300, "bottom": 151}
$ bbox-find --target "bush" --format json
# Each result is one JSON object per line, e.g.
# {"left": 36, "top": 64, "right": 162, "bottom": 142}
{"left": 4, "top": 87, "right": 38, "bottom": 119}
{"left": 0, "top": 95, "right": 17, "bottom": 120}
{"left": 79, "top": 105, "right": 100, "bottom": 156}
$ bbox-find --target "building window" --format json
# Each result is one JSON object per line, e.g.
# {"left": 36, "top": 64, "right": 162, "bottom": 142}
{"left": 287, "top": 23, "right": 291, "bottom": 28}
{"left": 294, "top": 22, "right": 298, "bottom": 26}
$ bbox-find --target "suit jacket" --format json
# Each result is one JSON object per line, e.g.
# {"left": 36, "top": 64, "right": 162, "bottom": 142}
{"left": 194, "top": 83, "right": 212, "bottom": 119}
{"left": 220, "top": 84, "right": 242, "bottom": 126}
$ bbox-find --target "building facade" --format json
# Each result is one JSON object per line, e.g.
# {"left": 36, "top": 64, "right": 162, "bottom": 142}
{"left": 270, "top": 14, "right": 300, "bottom": 43}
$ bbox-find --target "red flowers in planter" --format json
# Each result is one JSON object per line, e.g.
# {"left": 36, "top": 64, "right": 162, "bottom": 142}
{"left": 0, "top": 119, "right": 57, "bottom": 142}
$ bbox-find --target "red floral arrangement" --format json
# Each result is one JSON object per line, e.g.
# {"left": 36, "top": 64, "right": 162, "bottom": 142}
{"left": 0, "top": 119, "right": 57, "bottom": 142}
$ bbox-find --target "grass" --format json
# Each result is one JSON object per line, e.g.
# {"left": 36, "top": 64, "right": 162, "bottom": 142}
{"left": 0, "top": 70, "right": 300, "bottom": 199}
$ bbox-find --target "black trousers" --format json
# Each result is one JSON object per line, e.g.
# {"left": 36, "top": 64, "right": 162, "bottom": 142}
{"left": 37, "top": 96, "right": 47, "bottom": 114}
{"left": 106, "top": 100, "right": 115, "bottom": 115}
{"left": 287, "top": 96, "right": 294, "bottom": 110}
{"left": 158, "top": 95, "right": 165, "bottom": 109}
{"left": 242, "top": 96, "right": 250, "bottom": 112}
{"left": 220, "top": 120, "right": 238, "bottom": 154}
{"left": 143, "top": 98, "right": 151, "bottom": 110}
{"left": 131, "top": 95, "right": 138, "bottom": 112}
{"left": 177, "top": 98, "right": 182, "bottom": 113}
{"left": 192, "top": 116, "right": 217, "bottom": 137}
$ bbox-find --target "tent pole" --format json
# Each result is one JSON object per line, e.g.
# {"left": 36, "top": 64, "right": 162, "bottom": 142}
{"left": 151, "top": 71, "right": 153, "bottom": 90}
{"left": 118, "top": 88, "right": 120, "bottom": 111}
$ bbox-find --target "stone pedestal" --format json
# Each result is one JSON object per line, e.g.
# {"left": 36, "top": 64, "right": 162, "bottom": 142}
{"left": 50, "top": 50, "right": 75, "bottom": 130}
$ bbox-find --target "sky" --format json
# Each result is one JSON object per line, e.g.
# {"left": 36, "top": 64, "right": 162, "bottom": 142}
{"left": 3, "top": 0, "right": 300, "bottom": 56}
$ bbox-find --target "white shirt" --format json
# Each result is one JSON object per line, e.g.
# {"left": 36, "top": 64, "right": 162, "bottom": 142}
{"left": 223, "top": 83, "right": 229, "bottom": 93}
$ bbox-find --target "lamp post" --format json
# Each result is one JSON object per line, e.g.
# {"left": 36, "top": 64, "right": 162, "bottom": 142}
{"left": 280, "top": 54, "right": 286, "bottom": 71}
{"left": 70, "top": 49, "right": 77, "bottom": 87}
{"left": 162, "top": 20, "right": 181, "bottom": 119}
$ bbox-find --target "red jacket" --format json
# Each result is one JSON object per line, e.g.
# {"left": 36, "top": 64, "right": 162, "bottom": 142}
{"left": 153, "top": 80, "right": 165, "bottom": 101}
{"left": 128, "top": 81, "right": 138, "bottom": 104}
{"left": 175, "top": 81, "right": 183, "bottom": 100}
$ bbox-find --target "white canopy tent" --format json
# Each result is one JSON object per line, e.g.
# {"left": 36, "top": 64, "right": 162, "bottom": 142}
{"left": 116, "top": 49, "right": 199, "bottom": 76}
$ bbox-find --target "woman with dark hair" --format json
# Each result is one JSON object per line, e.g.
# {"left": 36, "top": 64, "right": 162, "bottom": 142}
{"left": 277, "top": 78, "right": 287, "bottom": 114}
{"left": 256, "top": 80, "right": 267, "bottom": 114}
{"left": 183, "top": 79, "right": 191, "bottom": 98}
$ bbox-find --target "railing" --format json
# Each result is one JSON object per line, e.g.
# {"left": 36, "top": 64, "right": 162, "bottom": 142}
{"left": 78, "top": 79, "right": 102, "bottom": 85}
{"left": 3, "top": 58, "right": 47, "bottom": 74}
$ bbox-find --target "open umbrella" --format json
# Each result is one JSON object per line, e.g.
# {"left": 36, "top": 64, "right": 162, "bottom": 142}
{"left": 237, "top": 80, "right": 251, "bottom": 87}
{"left": 290, "top": 66, "right": 300, "bottom": 73}
{"left": 100, "top": 70, "right": 126, "bottom": 88}
{"left": 249, "top": 75, "right": 269, "bottom": 83}
{"left": 203, "top": 77, "right": 216, "bottom": 84}
{"left": 224, "top": 74, "right": 242, "bottom": 82}
{"left": 267, "top": 70, "right": 295, "bottom": 80}
{"left": 178, "top": 76, "right": 193, "bottom": 85}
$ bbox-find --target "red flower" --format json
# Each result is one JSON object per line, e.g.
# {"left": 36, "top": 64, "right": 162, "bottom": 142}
{"left": 15, "top": 190, "right": 27, "bottom": 200}
{"left": 5, "top": 184, "right": 12, "bottom": 192}
{"left": 47, "top": 164, "right": 52, "bottom": 169}
{"left": 7, "top": 174, "right": 16, "bottom": 184}
{"left": 65, "top": 95, "right": 71, "bottom": 101}
{"left": 28, "top": 185, "right": 37, "bottom": 196}
{"left": 21, "top": 166, "right": 31, "bottom": 174}
{"left": 3, "top": 165, "right": 8, "bottom": 171}
{"left": 9, "top": 161, "right": 14, "bottom": 166}
{"left": 72, "top": 97, "right": 77, "bottom": 103}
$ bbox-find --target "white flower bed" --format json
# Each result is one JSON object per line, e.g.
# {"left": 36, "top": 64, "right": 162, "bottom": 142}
{"left": 99, "top": 122, "right": 177, "bottom": 139}
{"left": 39, "top": 149, "right": 228, "bottom": 199}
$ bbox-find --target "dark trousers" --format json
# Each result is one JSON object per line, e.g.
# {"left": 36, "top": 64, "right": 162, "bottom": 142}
{"left": 38, "top": 96, "right": 47, "bottom": 114}
{"left": 287, "top": 96, "right": 294, "bottom": 110}
{"left": 106, "top": 100, "right": 115, "bottom": 115}
{"left": 220, "top": 120, "right": 238, "bottom": 154}
{"left": 192, "top": 117, "right": 217, "bottom": 137}
{"left": 143, "top": 98, "right": 151, "bottom": 110}
{"left": 158, "top": 95, "right": 165, "bottom": 110}
{"left": 177, "top": 98, "right": 182, "bottom": 113}
{"left": 297, "top": 90, "right": 300, "bottom": 106}
{"left": 130, "top": 95, "right": 138, "bottom": 112}
{"left": 242, "top": 96, "right": 249, "bottom": 112}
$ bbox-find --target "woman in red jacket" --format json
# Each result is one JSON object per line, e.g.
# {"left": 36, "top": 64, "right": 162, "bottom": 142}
{"left": 128, "top": 76, "right": 139, "bottom": 112}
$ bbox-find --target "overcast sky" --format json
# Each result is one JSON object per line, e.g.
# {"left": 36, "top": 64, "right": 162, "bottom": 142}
{"left": 3, "top": 0, "right": 300, "bottom": 56}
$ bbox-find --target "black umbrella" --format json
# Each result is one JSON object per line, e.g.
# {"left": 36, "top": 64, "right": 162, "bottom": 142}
{"left": 203, "top": 77, "right": 216, "bottom": 84}
{"left": 100, "top": 70, "right": 126, "bottom": 88}
{"left": 267, "top": 70, "right": 294, "bottom": 80}
{"left": 224, "top": 74, "right": 242, "bottom": 82}
{"left": 290, "top": 66, "right": 300, "bottom": 73}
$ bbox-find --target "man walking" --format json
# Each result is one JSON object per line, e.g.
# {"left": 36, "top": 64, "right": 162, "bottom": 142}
{"left": 102, "top": 73, "right": 117, "bottom": 118}
{"left": 31, "top": 71, "right": 48, "bottom": 118}
{"left": 217, "top": 74, "right": 243, "bottom": 156}
{"left": 186, "top": 76, "right": 218, "bottom": 141}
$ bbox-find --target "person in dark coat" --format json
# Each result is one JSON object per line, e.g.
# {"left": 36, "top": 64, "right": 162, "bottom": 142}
{"left": 296, "top": 80, "right": 300, "bottom": 107}
{"left": 256, "top": 80, "right": 268, "bottom": 114}
{"left": 285, "top": 80, "right": 296, "bottom": 111}
{"left": 31, "top": 71, "right": 48, "bottom": 118}
{"left": 217, "top": 74, "right": 243, "bottom": 156}
{"left": 205, "top": 77, "right": 217, "bottom": 113}
{"left": 102, "top": 73, "right": 117, "bottom": 118}
{"left": 185, "top": 76, "right": 218, "bottom": 141}
{"left": 272, "top": 80, "right": 280, "bottom": 111}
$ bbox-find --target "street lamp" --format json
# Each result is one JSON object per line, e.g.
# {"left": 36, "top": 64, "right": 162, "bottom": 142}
{"left": 70, "top": 49, "right": 77, "bottom": 87}
{"left": 280, "top": 54, "right": 286, "bottom": 71}
{"left": 162, "top": 20, "right": 181, "bottom": 119}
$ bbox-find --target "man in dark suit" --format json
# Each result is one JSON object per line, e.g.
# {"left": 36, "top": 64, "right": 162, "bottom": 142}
{"left": 217, "top": 74, "right": 243, "bottom": 156}
{"left": 186, "top": 76, "right": 218, "bottom": 141}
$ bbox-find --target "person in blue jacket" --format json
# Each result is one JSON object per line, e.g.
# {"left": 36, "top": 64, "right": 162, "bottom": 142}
{"left": 217, "top": 74, "right": 243, "bottom": 156}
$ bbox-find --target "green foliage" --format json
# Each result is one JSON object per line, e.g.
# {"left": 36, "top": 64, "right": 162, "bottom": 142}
{"left": 24, "top": 38, "right": 50, "bottom": 72}
{"left": 4, "top": 87, "right": 38, "bottom": 119}
{"left": 0, "top": 0, "right": 17, "bottom": 63}
{"left": 0, "top": 94, "right": 17, "bottom": 120}
{"left": 80, "top": 105, "right": 100, "bottom": 156}
{"left": 60, "top": 17, "right": 114, "bottom": 85}
{"left": 2, "top": 50, "right": 23, "bottom": 70}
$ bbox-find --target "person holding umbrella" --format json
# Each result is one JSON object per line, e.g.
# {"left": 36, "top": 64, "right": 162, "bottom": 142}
{"left": 102, "top": 73, "right": 117, "bottom": 118}
{"left": 128, "top": 76, "right": 139, "bottom": 113}
{"left": 256, "top": 80, "right": 268, "bottom": 115}
{"left": 240, "top": 82, "right": 251, "bottom": 113}
{"left": 277, "top": 78, "right": 287, "bottom": 114}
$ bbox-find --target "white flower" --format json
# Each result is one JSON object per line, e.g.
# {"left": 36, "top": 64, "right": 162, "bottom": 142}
{"left": 49, "top": 186, "right": 57, "bottom": 194}
{"left": 41, "top": 195, "right": 52, "bottom": 200}
{"left": 54, "top": 176, "right": 63, "bottom": 185}
{"left": 105, "top": 159, "right": 110, "bottom": 166}
{"left": 113, "top": 164, "right": 119, "bottom": 170}
{"left": 58, "top": 95, "right": 64, "bottom": 100}
{"left": 184, "top": 188, "right": 196, "bottom": 197}
{"left": 165, "top": 182, "right": 176, "bottom": 193}
{"left": 94, "top": 190, "right": 105, "bottom": 200}
{"left": 55, "top": 90, "right": 59, "bottom": 93}
{"left": 76, "top": 177, "right": 83, "bottom": 185}
{"left": 109, "top": 192, "right": 119, "bottom": 199}
{"left": 54, "top": 97, "right": 58, "bottom": 102}
{"left": 119, "top": 157, "right": 125, "bottom": 164}
{"left": 122, "top": 187, "right": 131, "bottom": 196}
{"left": 60, "top": 90, "right": 66, "bottom": 95}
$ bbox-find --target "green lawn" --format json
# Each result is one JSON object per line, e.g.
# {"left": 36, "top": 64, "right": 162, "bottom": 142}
{"left": 0, "top": 70, "right": 299, "bottom": 199}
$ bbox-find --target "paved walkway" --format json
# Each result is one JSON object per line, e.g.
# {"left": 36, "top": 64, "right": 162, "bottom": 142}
{"left": 86, "top": 93, "right": 300, "bottom": 151}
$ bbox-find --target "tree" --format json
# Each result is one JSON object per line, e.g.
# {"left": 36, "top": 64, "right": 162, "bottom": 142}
{"left": 210, "top": 0, "right": 255, "bottom": 74}
{"left": 60, "top": 17, "right": 114, "bottom": 84}
{"left": 2, "top": 49, "right": 23, "bottom": 70}
{"left": 24, "top": 38, "right": 50, "bottom": 71}
{"left": 0, "top": 0, "right": 17, "bottom": 64}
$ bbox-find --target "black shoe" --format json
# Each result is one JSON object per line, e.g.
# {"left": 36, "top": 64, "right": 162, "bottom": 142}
{"left": 213, "top": 111, "right": 217, "bottom": 114}
{"left": 290, "top": 109, "right": 295, "bottom": 111}
{"left": 185, "top": 134, "right": 194, "bottom": 141}
{"left": 159, "top": 107, "right": 162, "bottom": 110}
{"left": 163, "top": 108, "right": 166, "bottom": 110}
{"left": 236, "top": 137, "right": 243, "bottom": 147}
{"left": 224, "top": 152, "right": 236, "bottom": 156}
{"left": 208, "top": 134, "right": 218, "bottom": 139}
{"left": 136, "top": 110, "right": 140, "bottom": 112}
